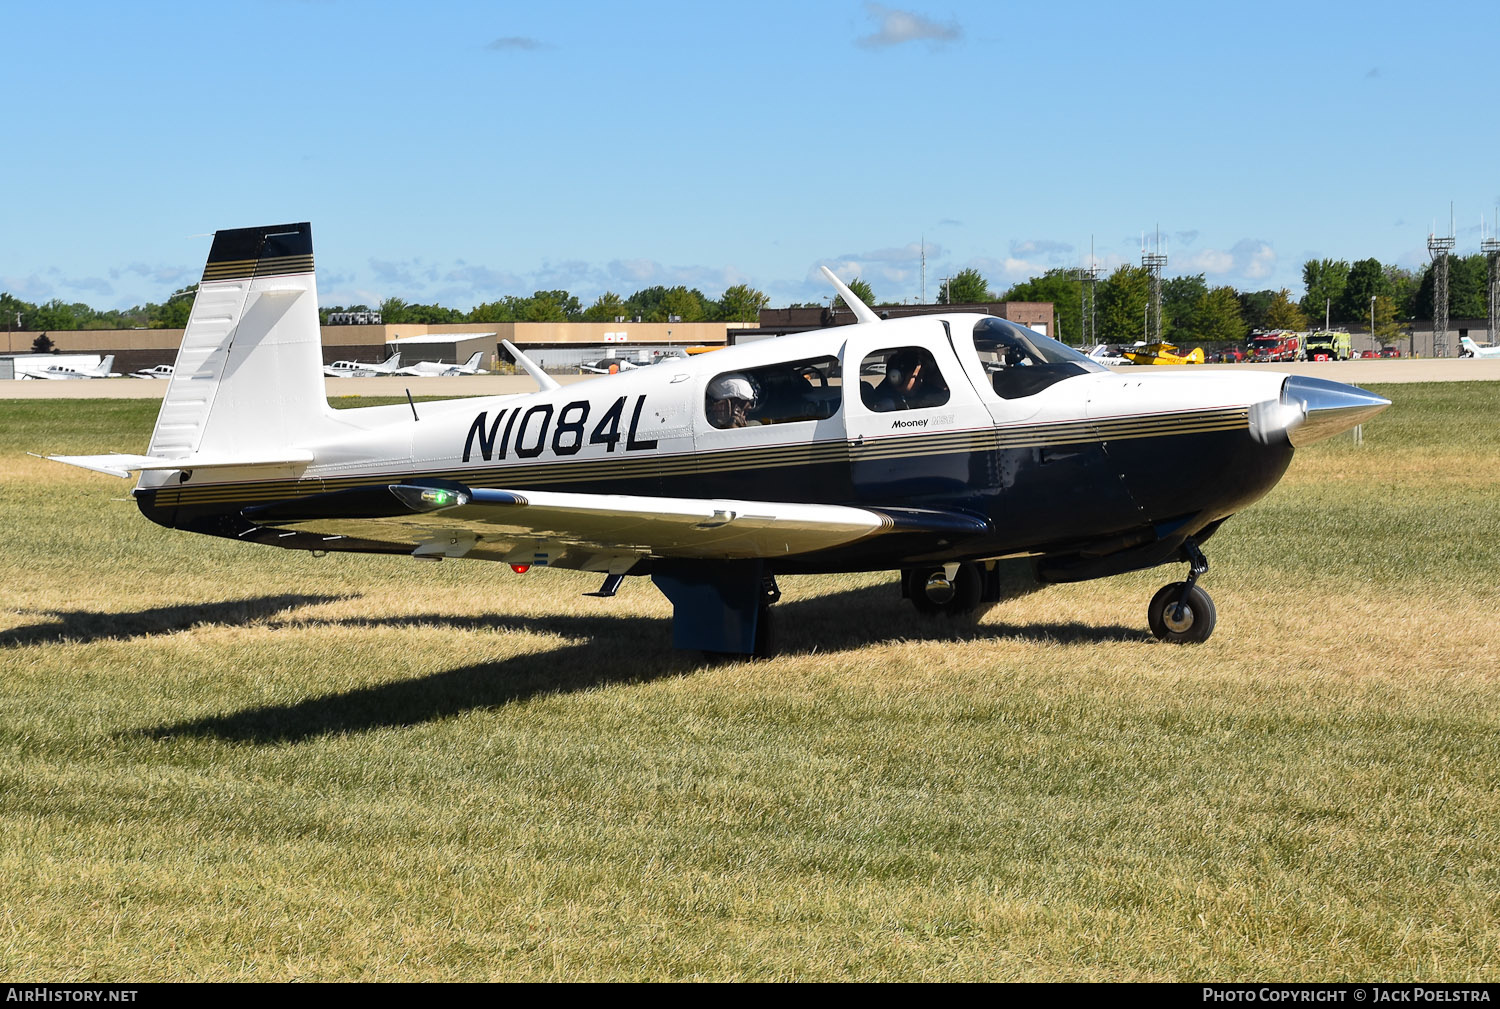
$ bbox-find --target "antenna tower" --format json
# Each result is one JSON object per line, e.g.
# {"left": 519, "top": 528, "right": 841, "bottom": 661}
{"left": 1428, "top": 211, "right": 1455, "bottom": 357}
{"left": 1141, "top": 228, "right": 1167, "bottom": 344}
{"left": 1073, "top": 236, "right": 1099, "bottom": 347}
{"left": 1484, "top": 218, "right": 1500, "bottom": 344}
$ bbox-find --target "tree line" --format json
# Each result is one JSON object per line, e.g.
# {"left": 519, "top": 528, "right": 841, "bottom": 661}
{"left": 328, "top": 284, "right": 771, "bottom": 327}
{"left": 0, "top": 286, "right": 197, "bottom": 334}
{"left": 3, "top": 253, "right": 1490, "bottom": 349}
{"left": 905, "top": 256, "right": 1491, "bottom": 348}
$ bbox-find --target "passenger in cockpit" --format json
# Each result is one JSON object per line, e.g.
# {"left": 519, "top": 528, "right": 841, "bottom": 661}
{"left": 707, "top": 373, "right": 759, "bottom": 429}
{"left": 866, "top": 349, "right": 946, "bottom": 412}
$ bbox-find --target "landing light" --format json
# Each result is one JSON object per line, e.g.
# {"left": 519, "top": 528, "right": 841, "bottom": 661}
{"left": 390, "top": 483, "right": 471, "bottom": 512}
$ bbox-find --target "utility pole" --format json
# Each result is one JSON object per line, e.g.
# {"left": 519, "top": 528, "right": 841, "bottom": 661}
{"left": 920, "top": 237, "right": 926, "bottom": 305}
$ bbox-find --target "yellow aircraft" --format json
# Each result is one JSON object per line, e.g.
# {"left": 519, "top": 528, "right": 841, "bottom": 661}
{"left": 1122, "top": 341, "right": 1205, "bottom": 366}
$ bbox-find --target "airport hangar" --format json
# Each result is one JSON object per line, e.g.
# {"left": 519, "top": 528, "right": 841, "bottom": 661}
{"left": 0, "top": 320, "right": 748, "bottom": 376}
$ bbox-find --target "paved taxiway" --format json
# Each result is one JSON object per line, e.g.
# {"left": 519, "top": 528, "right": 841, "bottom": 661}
{"left": 2, "top": 358, "right": 1496, "bottom": 399}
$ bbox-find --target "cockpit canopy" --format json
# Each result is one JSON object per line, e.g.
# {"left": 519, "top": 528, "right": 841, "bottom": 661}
{"left": 972, "top": 317, "right": 1104, "bottom": 399}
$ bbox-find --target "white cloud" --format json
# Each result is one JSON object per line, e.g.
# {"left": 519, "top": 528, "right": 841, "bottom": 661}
{"left": 61, "top": 276, "right": 114, "bottom": 297}
{"left": 0, "top": 273, "right": 54, "bottom": 301}
{"left": 1172, "top": 239, "right": 1275, "bottom": 282}
{"left": 856, "top": 4, "right": 961, "bottom": 48}
{"left": 1009, "top": 238, "right": 1074, "bottom": 263}
{"left": 487, "top": 36, "right": 547, "bottom": 52}
{"left": 1176, "top": 249, "right": 1235, "bottom": 274}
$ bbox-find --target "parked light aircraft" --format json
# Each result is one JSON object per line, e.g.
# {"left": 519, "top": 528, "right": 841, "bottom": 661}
{"left": 1122, "top": 342, "right": 1205, "bottom": 366}
{"left": 1085, "top": 344, "right": 1131, "bottom": 367}
{"left": 130, "top": 364, "right": 175, "bottom": 379}
{"left": 21, "top": 355, "right": 119, "bottom": 380}
{"left": 580, "top": 357, "right": 644, "bottom": 375}
{"left": 396, "top": 352, "right": 487, "bottom": 377}
{"left": 47, "top": 224, "right": 1391, "bottom": 655}
{"left": 1458, "top": 336, "right": 1500, "bottom": 359}
{"left": 323, "top": 352, "right": 401, "bottom": 378}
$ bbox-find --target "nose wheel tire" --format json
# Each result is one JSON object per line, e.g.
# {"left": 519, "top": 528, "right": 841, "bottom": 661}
{"left": 1148, "top": 582, "right": 1216, "bottom": 644}
{"left": 907, "top": 563, "right": 982, "bottom": 616}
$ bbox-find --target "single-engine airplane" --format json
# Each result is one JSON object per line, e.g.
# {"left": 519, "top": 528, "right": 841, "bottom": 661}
{"left": 1122, "top": 341, "right": 1205, "bottom": 366}
{"left": 21, "top": 355, "right": 119, "bottom": 380}
{"left": 1458, "top": 336, "right": 1500, "bottom": 360}
{"left": 47, "top": 223, "right": 1391, "bottom": 655}
{"left": 323, "top": 351, "right": 401, "bottom": 378}
{"left": 396, "top": 352, "right": 488, "bottom": 377}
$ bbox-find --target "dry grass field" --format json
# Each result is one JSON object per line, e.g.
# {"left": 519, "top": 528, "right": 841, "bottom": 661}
{"left": 1, "top": 384, "right": 1496, "bottom": 981}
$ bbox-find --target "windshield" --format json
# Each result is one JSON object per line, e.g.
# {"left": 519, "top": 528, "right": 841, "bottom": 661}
{"left": 971, "top": 317, "right": 1104, "bottom": 400}
{"left": 972, "top": 317, "right": 1105, "bottom": 370}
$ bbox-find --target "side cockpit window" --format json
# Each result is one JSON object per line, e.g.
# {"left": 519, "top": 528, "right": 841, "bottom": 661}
{"left": 705, "top": 355, "right": 840, "bottom": 430}
{"left": 973, "top": 317, "right": 1103, "bottom": 400}
{"left": 858, "top": 347, "right": 950, "bottom": 413}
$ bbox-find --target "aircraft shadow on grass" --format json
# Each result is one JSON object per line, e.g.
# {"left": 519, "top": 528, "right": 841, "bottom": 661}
{"left": 136, "top": 583, "right": 1144, "bottom": 746}
{"left": 0, "top": 594, "right": 349, "bottom": 649}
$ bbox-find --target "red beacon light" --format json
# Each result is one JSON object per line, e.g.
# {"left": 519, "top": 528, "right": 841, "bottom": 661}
{"left": 510, "top": 564, "right": 531, "bottom": 574}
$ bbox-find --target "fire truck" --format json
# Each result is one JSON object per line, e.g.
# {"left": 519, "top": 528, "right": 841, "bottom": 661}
{"left": 1301, "top": 331, "right": 1351, "bottom": 361}
{"left": 1247, "top": 331, "right": 1300, "bottom": 363}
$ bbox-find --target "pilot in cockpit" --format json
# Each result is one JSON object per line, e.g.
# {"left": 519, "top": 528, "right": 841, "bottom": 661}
{"left": 706, "top": 373, "right": 759, "bottom": 429}
{"left": 994, "top": 333, "right": 1035, "bottom": 368}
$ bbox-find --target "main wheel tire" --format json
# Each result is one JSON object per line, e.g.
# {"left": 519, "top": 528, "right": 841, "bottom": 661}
{"left": 908, "top": 563, "right": 983, "bottom": 616}
{"left": 1148, "top": 582, "right": 1216, "bottom": 643}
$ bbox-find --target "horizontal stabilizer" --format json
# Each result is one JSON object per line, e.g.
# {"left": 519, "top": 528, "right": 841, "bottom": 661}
{"left": 45, "top": 450, "right": 315, "bottom": 479}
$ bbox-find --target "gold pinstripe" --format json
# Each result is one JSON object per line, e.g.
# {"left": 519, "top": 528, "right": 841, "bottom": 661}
{"left": 143, "top": 407, "right": 1251, "bottom": 508}
{"left": 201, "top": 254, "right": 315, "bottom": 282}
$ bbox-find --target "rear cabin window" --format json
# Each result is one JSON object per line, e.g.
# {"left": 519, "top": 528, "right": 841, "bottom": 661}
{"left": 858, "top": 347, "right": 950, "bottom": 412}
{"left": 705, "top": 356, "right": 841, "bottom": 430}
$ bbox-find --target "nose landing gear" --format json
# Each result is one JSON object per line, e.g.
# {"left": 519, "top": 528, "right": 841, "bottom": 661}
{"left": 1148, "top": 540, "right": 1216, "bottom": 644}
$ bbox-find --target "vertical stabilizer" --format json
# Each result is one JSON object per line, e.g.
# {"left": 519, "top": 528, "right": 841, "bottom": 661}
{"left": 147, "top": 223, "right": 333, "bottom": 468}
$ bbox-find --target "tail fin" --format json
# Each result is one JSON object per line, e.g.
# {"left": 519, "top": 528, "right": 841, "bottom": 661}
{"left": 146, "top": 223, "right": 334, "bottom": 466}
{"left": 464, "top": 352, "right": 483, "bottom": 370}
{"left": 97, "top": 355, "right": 116, "bottom": 376}
{"left": 382, "top": 352, "right": 401, "bottom": 370}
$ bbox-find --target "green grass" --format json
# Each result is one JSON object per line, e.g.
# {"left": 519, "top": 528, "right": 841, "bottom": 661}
{"left": 1, "top": 384, "right": 1497, "bottom": 980}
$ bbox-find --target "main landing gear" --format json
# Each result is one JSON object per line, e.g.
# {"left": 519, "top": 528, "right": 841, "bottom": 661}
{"left": 1148, "top": 540, "right": 1216, "bottom": 644}
{"left": 903, "top": 562, "right": 984, "bottom": 616}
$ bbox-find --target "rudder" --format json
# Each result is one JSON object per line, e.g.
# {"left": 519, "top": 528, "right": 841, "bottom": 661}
{"left": 146, "top": 223, "right": 334, "bottom": 469}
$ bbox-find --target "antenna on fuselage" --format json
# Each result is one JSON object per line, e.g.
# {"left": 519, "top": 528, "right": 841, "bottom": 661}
{"left": 501, "top": 339, "right": 561, "bottom": 393}
{"left": 819, "top": 266, "right": 880, "bottom": 325}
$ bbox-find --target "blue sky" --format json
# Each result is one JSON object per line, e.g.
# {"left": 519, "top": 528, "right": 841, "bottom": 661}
{"left": 3, "top": 0, "right": 1497, "bottom": 313}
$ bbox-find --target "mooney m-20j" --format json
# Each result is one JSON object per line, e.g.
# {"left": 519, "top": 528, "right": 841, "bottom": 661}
{"left": 48, "top": 224, "right": 1391, "bottom": 655}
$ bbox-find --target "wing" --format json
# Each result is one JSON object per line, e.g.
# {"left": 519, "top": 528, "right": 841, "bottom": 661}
{"left": 242, "top": 482, "right": 990, "bottom": 572}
